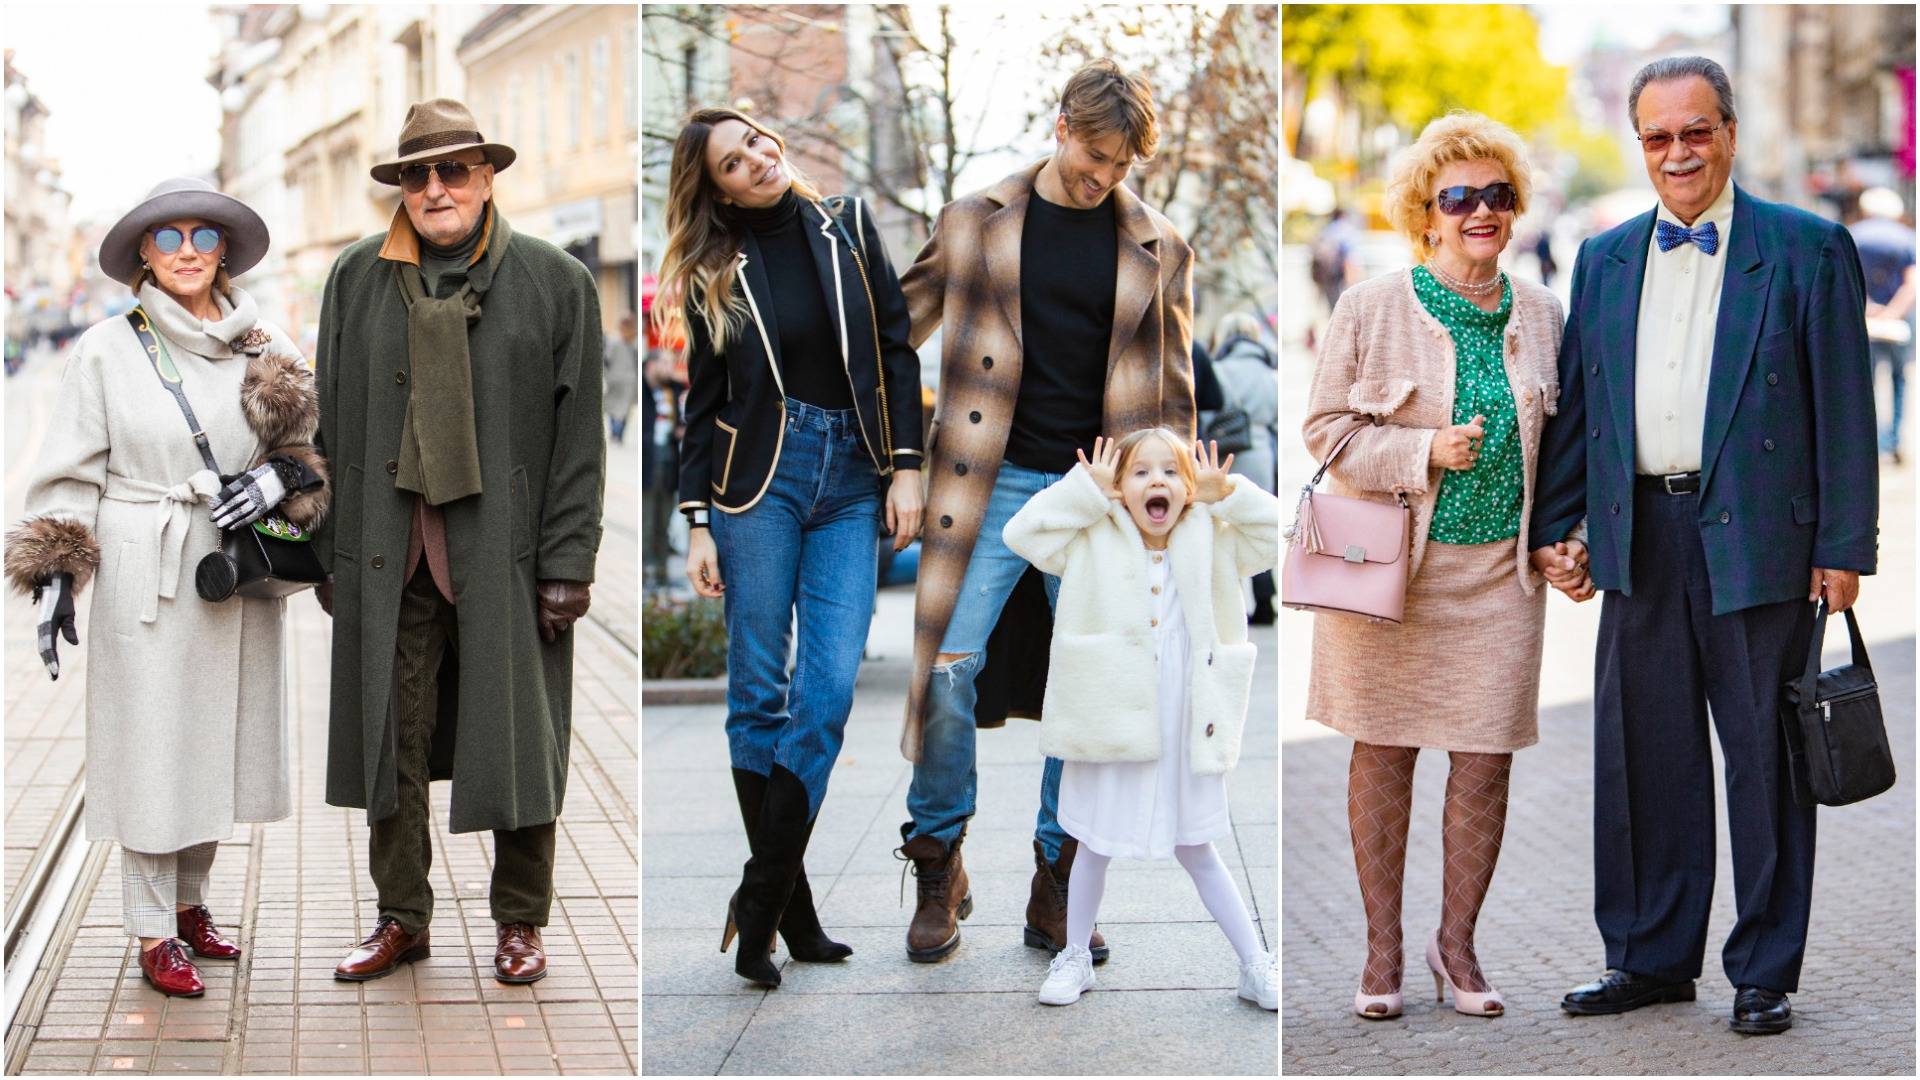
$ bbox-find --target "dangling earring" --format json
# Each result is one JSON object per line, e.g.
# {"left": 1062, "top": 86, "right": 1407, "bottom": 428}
{"left": 1424, "top": 232, "right": 1438, "bottom": 248}
{"left": 140, "top": 260, "right": 150, "bottom": 270}
{"left": 220, "top": 256, "right": 228, "bottom": 266}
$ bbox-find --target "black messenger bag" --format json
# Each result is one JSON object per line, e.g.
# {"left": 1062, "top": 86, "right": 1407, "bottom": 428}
{"left": 1779, "top": 600, "right": 1896, "bottom": 808}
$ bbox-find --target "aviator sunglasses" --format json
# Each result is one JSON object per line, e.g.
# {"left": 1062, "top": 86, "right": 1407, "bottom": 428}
{"left": 398, "top": 160, "right": 477, "bottom": 194}
{"left": 151, "top": 225, "right": 223, "bottom": 255}
{"left": 1431, "top": 182, "right": 1517, "bottom": 216}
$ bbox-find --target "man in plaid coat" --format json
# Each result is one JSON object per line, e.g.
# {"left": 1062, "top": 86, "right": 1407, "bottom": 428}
{"left": 891, "top": 59, "right": 1195, "bottom": 964}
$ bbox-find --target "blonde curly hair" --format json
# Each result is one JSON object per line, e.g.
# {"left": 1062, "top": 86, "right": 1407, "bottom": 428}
{"left": 1384, "top": 111, "right": 1532, "bottom": 264}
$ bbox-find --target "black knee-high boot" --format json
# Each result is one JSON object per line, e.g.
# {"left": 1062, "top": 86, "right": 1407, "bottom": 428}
{"left": 720, "top": 763, "right": 818, "bottom": 986}
{"left": 728, "top": 769, "right": 851, "bottom": 963}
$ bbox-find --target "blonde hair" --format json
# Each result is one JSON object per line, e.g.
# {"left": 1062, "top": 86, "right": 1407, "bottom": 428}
{"left": 1211, "top": 312, "right": 1265, "bottom": 354}
{"left": 1113, "top": 426, "right": 1197, "bottom": 495}
{"left": 1058, "top": 59, "right": 1159, "bottom": 163}
{"left": 1385, "top": 111, "right": 1532, "bottom": 263}
{"left": 653, "top": 107, "right": 826, "bottom": 355}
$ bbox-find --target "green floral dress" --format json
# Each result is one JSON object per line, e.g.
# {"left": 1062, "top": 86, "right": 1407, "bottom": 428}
{"left": 1413, "top": 265, "right": 1522, "bottom": 544}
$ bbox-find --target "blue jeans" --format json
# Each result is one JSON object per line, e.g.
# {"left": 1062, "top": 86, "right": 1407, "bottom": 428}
{"left": 906, "top": 462, "right": 1069, "bottom": 860}
{"left": 711, "top": 400, "right": 880, "bottom": 818}
{"left": 1874, "top": 337, "right": 1911, "bottom": 452}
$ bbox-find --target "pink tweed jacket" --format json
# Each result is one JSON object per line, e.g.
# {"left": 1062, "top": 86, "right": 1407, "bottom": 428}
{"left": 1301, "top": 268, "right": 1566, "bottom": 586}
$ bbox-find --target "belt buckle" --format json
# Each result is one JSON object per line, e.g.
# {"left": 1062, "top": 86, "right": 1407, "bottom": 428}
{"left": 1662, "top": 472, "right": 1693, "bottom": 495}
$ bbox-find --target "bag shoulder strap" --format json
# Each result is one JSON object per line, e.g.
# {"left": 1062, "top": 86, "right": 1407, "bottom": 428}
{"left": 126, "top": 308, "right": 221, "bottom": 475}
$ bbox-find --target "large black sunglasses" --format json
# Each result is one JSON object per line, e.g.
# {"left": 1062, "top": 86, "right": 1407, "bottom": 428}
{"left": 398, "top": 160, "right": 476, "bottom": 194}
{"left": 1431, "top": 182, "right": 1517, "bottom": 216}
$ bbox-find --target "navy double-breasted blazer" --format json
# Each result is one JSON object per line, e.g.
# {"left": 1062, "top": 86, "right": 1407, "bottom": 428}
{"left": 1530, "top": 183, "right": 1878, "bottom": 616}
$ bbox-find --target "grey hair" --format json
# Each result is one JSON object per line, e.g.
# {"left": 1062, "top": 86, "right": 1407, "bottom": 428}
{"left": 1627, "top": 56, "right": 1737, "bottom": 133}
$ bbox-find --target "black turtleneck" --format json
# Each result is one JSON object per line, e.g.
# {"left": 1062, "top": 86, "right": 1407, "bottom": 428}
{"left": 726, "top": 189, "right": 852, "bottom": 411}
{"left": 419, "top": 203, "right": 488, "bottom": 298}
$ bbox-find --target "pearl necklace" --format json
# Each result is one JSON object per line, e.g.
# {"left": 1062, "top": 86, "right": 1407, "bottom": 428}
{"left": 1424, "top": 260, "right": 1504, "bottom": 296}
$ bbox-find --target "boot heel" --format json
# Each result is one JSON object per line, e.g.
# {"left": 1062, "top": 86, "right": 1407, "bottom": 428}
{"left": 958, "top": 894, "right": 974, "bottom": 920}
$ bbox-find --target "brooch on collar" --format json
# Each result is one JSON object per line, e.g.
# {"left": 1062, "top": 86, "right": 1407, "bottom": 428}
{"left": 230, "top": 327, "right": 272, "bottom": 355}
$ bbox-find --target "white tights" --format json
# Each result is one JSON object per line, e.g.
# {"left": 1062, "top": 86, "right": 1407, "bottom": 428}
{"left": 1065, "top": 841, "right": 1265, "bottom": 963}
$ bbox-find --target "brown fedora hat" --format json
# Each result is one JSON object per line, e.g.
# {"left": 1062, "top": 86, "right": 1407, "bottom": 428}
{"left": 370, "top": 98, "right": 516, "bottom": 185}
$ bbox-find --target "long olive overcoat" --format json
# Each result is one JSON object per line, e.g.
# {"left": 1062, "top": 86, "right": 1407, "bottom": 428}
{"left": 314, "top": 207, "right": 606, "bottom": 833}
{"left": 897, "top": 159, "right": 1196, "bottom": 762}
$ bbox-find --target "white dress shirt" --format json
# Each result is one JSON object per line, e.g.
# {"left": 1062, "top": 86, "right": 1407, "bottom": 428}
{"left": 1634, "top": 178, "right": 1736, "bottom": 474}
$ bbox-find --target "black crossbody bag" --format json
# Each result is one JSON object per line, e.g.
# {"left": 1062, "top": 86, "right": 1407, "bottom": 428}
{"left": 1778, "top": 600, "right": 1897, "bottom": 807}
{"left": 126, "top": 308, "right": 327, "bottom": 601}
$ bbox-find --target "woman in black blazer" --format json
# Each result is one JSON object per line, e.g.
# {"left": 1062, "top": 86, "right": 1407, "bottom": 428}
{"left": 654, "top": 107, "right": 924, "bottom": 988}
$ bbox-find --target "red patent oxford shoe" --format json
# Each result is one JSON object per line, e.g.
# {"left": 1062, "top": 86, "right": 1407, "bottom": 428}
{"left": 176, "top": 905, "right": 241, "bottom": 959}
{"left": 139, "top": 939, "right": 205, "bottom": 997}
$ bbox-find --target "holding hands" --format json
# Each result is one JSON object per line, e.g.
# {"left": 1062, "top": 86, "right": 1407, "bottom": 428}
{"left": 1528, "top": 539, "right": 1594, "bottom": 602}
{"left": 1432, "top": 415, "right": 1486, "bottom": 472}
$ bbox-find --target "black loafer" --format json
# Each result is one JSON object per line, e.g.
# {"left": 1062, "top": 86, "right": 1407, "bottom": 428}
{"left": 1730, "top": 986, "right": 1792, "bottom": 1034}
{"left": 1561, "top": 968, "right": 1696, "bottom": 1015}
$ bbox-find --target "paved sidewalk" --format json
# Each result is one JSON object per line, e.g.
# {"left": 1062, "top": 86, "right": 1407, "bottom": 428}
{"left": 641, "top": 587, "right": 1279, "bottom": 1075}
{"left": 4, "top": 344, "right": 639, "bottom": 1075}
{"left": 1277, "top": 329, "right": 1919, "bottom": 1075}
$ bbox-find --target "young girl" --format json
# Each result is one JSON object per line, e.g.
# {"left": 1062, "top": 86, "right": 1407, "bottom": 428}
{"left": 1003, "top": 428, "right": 1279, "bottom": 1009}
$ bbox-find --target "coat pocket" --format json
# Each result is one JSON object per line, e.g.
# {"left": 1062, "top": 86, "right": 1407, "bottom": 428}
{"left": 510, "top": 464, "right": 534, "bottom": 561}
{"left": 713, "top": 418, "right": 740, "bottom": 494}
{"left": 1347, "top": 378, "right": 1416, "bottom": 419}
{"left": 1191, "top": 640, "right": 1259, "bottom": 773}
{"left": 110, "top": 540, "right": 138, "bottom": 640}
{"left": 1791, "top": 491, "right": 1817, "bottom": 525}
{"left": 1038, "top": 631, "right": 1160, "bottom": 764}
{"left": 332, "top": 464, "right": 362, "bottom": 560}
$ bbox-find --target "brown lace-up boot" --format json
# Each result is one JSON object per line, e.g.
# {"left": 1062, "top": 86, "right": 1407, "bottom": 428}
{"left": 895, "top": 825, "right": 972, "bottom": 962}
{"left": 1023, "top": 837, "right": 1108, "bottom": 963}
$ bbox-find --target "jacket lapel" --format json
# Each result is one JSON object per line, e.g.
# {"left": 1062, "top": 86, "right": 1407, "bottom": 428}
{"left": 1700, "top": 185, "right": 1772, "bottom": 494}
{"left": 982, "top": 194, "right": 1026, "bottom": 355}
{"left": 735, "top": 233, "right": 784, "bottom": 395}
{"left": 1599, "top": 209, "right": 1655, "bottom": 476}
{"left": 1107, "top": 183, "right": 1162, "bottom": 376}
{"left": 805, "top": 202, "right": 851, "bottom": 369}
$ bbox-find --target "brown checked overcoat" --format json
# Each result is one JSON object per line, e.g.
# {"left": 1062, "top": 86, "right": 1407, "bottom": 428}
{"left": 897, "top": 158, "right": 1195, "bottom": 762}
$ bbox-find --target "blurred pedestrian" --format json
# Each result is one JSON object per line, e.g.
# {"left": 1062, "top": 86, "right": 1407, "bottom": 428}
{"left": 1210, "top": 312, "right": 1278, "bottom": 623}
{"left": 5, "top": 177, "right": 328, "bottom": 997}
{"left": 640, "top": 347, "right": 684, "bottom": 587}
{"left": 316, "top": 99, "right": 606, "bottom": 988}
{"left": 604, "top": 311, "right": 640, "bottom": 443}
{"left": 1533, "top": 57, "right": 1876, "bottom": 1034}
{"left": 1311, "top": 206, "right": 1360, "bottom": 314}
{"left": 1534, "top": 229, "right": 1558, "bottom": 287}
{"left": 1302, "top": 111, "right": 1566, "bottom": 1022}
{"left": 1850, "top": 186, "right": 1916, "bottom": 462}
{"left": 659, "top": 106, "right": 924, "bottom": 987}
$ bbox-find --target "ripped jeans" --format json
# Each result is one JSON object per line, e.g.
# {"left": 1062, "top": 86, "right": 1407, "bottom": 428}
{"left": 905, "top": 462, "right": 1067, "bottom": 858}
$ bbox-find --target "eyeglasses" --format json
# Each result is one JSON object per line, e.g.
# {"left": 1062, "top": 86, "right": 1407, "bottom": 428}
{"left": 1637, "top": 121, "right": 1726, "bottom": 154}
{"left": 398, "top": 160, "right": 476, "bottom": 194}
{"left": 151, "top": 226, "right": 222, "bottom": 255}
{"left": 1430, "top": 182, "right": 1517, "bottom": 216}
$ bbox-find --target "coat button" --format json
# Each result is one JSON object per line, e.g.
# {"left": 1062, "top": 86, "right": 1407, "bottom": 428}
{"left": 1767, "top": 372, "right": 1779, "bottom": 385}
{"left": 982, "top": 356, "right": 993, "bottom": 369}
{"left": 395, "top": 371, "right": 407, "bottom": 385}
{"left": 940, "top": 514, "right": 953, "bottom": 528}
{"left": 1610, "top": 502, "right": 1620, "bottom": 515}
{"left": 1151, "top": 584, "right": 1161, "bottom": 594}
{"left": 1590, "top": 364, "right": 1599, "bottom": 375}
{"left": 1591, "top": 427, "right": 1600, "bottom": 439}
{"left": 371, "top": 554, "right": 385, "bottom": 569}
{"left": 1205, "top": 723, "right": 1215, "bottom": 736}
{"left": 970, "top": 410, "right": 982, "bottom": 423}
{"left": 386, "top": 459, "right": 399, "bottom": 474}
{"left": 1720, "top": 510, "right": 1731, "bottom": 524}
{"left": 955, "top": 463, "right": 968, "bottom": 476}
{"left": 1150, "top": 617, "right": 1158, "bottom": 627}
{"left": 1763, "top": 439, "right": 1776, "bottom": 451}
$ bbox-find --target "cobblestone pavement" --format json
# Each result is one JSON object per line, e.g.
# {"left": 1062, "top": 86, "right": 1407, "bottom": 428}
{"left": 1278, "top": 325, "right": 1919, "bottom": 1075}
{"left": 4, "top": 343, "right": 639, "bottom": 1074}
{"left": 642, "top": 588, "right": 1280, "bottom": 1075}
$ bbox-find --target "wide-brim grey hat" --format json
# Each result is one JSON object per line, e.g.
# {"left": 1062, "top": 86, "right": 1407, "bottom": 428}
{"left": 370, "top": 97, "right": 516, "bottom": 186}
{"left": 99, "top": 177, "right": 270, "bottom": 286}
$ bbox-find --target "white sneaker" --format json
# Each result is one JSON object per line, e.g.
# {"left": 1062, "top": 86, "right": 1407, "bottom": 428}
{"left": 1239, "top": 950, "right": 1278, "bottom": 1010}
{"left": 1038, "top": 943, "right": 1096, "bottom": 1005}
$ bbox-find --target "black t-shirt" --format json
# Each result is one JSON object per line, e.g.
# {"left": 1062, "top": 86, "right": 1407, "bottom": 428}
{"left": 1008, "top": 190, "right": 1117, "bottom": 473}
{"left": 726, "top": 190, "right": 853, "bottom": 411}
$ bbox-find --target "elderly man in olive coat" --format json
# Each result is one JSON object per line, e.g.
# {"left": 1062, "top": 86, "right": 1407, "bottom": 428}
{"left": 313, "top": 100, "right": 606, "bottom": 985}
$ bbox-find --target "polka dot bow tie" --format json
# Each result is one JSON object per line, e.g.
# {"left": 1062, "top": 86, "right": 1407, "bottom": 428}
{"left": 1655, "top": 218, "right": 1719, "bottom": 255}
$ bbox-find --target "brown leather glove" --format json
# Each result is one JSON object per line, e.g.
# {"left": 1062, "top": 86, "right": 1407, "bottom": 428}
{"left": 316, "top": 576, "right": 335, "bottom": 617}
{"left": 536, "top": 579, "right": 591, "bottom": 642}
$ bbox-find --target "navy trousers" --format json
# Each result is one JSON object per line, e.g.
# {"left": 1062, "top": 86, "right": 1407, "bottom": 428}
{"left": 1592, "top": 483, "right": 1818, "bottom": 993}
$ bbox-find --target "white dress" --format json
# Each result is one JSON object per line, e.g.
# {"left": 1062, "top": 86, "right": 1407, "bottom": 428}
{"left": 1057, "top": 551, "right": 1232, "bottom": 859}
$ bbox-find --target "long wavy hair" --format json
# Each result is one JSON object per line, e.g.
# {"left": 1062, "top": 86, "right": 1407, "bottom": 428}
{"left": 653, "top": 107, "right": 825, "bottom": 354}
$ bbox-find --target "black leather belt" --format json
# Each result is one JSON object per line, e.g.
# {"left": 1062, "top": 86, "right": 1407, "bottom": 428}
{"left": 1636, "top": 471, "right": 1701, "bottom": 495}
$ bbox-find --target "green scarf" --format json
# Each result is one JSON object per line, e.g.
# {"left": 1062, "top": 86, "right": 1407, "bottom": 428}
{"left": 391, "top": 210, "right": 502, "bottom": 504}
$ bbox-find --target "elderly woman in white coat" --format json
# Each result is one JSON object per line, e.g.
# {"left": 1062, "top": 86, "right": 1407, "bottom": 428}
{"left": 1003, "top": 430, "right": 1280, "bottom": 1010}
{"left": 4, "top": 177, "right": 328, "bottom": 997}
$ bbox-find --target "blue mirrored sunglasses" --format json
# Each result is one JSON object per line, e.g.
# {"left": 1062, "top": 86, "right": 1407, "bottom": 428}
{"left": 151, "top": 226, "right": 223, "bottom": 255}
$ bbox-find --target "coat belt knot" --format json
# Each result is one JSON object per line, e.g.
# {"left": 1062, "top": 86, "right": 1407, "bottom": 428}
{"left": 104, "top": 470, "right": 222, "bottom": 623}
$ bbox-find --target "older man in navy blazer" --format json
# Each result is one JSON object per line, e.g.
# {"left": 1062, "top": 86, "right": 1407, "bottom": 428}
{"left": 1530, "top": 57, "right": 1877, "bottom": 1036}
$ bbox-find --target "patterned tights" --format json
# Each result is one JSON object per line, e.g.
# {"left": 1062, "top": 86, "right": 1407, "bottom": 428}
{"left": 1348, "top": 741, "right": 1511, "bottom": 997}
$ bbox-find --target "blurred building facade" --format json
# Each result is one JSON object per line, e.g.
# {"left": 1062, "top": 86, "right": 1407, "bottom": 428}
{"left": 5, "top": 50, "right": 75, "bottom": 339}
{"left": 457, "top": 3, "right": 640, "bottom": 327}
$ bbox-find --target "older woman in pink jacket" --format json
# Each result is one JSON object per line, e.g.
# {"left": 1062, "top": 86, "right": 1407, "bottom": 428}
{"left": 1301, "top": 112, "right": 1581, "bottom": 1021}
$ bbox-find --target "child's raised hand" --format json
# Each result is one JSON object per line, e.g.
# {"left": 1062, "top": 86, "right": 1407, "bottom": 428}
{"left": 1191, "top": 439, "right": 1236, "bottom": 504}
{"left": 1076, "top": 436, "right": 1121, "bottom": 498}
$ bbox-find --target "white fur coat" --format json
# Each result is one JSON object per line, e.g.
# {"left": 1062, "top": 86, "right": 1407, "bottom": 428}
{"left": 1002, "top": 464, "right": 1280, "bottom": 774}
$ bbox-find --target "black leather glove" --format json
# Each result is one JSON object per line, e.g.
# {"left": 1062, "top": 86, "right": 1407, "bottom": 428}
{"left": 536, "top": 580, "right": 591, "bottom": 642}
{"left": 34, "top": 572, "right": 77, "bottom": 680}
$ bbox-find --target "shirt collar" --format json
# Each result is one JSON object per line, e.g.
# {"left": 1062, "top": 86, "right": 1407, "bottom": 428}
{"left": 378, "top": 202, "right": 495, "bottom": 268}
{"left": 1655, "top": 175, "right": 1735, "bottom": 231}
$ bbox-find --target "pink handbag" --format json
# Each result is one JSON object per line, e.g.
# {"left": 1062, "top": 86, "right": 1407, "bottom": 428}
{"left": 1281, "top": 427, "right": 1411, "bottom": 623}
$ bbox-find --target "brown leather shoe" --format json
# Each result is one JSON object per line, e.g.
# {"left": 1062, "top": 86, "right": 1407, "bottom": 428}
{"left": 495, "top": 923, "right": 547, "bottom": 983}
{"left": 1024, "top": 838, "right": 1109, "bottom": 964}
{"left": 139, "top": 938, "right": 205, "bottom": 997}
{"left": 895, "top": 827, "right": 971, "bottom": 962}
{"left": 175, "top": 904, "right": 241, "bottom": 959}
{"left": 333, "top": 916, "right": 430, "bottom": 981}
